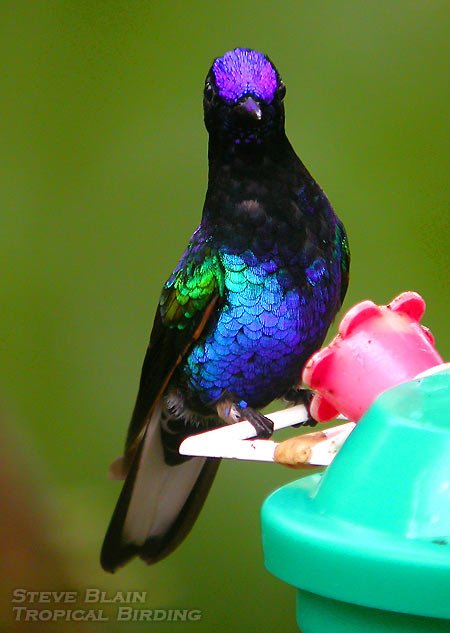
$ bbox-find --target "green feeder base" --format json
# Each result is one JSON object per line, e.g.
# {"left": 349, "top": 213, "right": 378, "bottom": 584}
{"left": 296, "top": 590, "right": 450, "bottom": 633}
{"left": 262, "top": 371, "right": 450, "bottom": 633}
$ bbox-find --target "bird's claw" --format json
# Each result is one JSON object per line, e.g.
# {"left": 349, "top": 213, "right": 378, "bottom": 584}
{"left": 284, "top": 388, "right": 318, "bottom": 427}
{"left": 235, "top": 405, "right": 274, "bottom": 438}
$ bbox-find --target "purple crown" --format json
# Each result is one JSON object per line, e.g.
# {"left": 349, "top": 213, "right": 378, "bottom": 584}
{"left": 212, "top": 48, "right": 278, "bottom": 104}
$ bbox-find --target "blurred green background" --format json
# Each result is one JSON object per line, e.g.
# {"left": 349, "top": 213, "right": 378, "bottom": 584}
{"left": 1, "top": 1, "right": 448, "bottom": 631}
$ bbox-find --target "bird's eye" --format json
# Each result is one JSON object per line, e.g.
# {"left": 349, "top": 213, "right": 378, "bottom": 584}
{"left": 204, "top": 81, "right": 214, "bottom": 101}
{"left": 277, "top": 81, "right": 286, "bottom": 99}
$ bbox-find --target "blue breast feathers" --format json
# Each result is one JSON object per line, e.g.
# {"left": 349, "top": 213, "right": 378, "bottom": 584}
{"left": 182, "top": 251, "right": 339, "bottom": 408}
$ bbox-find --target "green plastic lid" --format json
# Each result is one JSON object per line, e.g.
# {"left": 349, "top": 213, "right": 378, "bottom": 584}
{"left": 262, "top": 370, "right": 450, "bottom": 620}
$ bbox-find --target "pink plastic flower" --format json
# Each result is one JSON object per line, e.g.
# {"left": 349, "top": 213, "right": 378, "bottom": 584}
{"left": 302, "top": 292, "right": 443, "bottom": 422}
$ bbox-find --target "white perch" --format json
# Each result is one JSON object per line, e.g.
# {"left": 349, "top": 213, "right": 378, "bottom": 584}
{"left": 179, "top": 405, "right": 353, "bottom": 467}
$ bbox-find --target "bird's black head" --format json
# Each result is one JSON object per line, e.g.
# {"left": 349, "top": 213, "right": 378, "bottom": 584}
{"left": 204, "top": 48, "right": 286, "bottom": 146}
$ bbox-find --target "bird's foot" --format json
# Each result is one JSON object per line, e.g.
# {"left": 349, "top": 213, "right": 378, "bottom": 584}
{"left": 283, "top": 388, "right": 318, "bottom": 427}
{"left": 234, "top": 402, "right": 274, "bottom": 439}
{"left": 216, "top": 397, "right": 274, "bottom": 438}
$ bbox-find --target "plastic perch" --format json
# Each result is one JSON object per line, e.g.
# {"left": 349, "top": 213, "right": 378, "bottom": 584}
{"left": 180, "top": 405, "right": 353, "bottom": 467}
{"left": 180, "top": 291, "right": 444, "bottom": 467}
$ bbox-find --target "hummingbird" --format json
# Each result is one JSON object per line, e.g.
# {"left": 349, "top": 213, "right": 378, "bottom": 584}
{"left": 101, "top": 48, "right": 350, "bottom": 572}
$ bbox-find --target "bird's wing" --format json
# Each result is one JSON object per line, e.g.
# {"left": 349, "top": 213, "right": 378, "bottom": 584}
{"left": 336, "top": 218, "right": 350, "bottom": 306}
{"left": 123, "top": 231, "right": 225, "bottom": 463}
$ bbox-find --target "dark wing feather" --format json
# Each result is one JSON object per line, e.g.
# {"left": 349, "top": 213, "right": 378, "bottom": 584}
{"left": 101, "top": 233, "right": 225, "bottom": 572}
{"left": 336, "top": 218, "right": 350, "bottom": 306}
{"left": 123, "top": 231, "right": 225, "bottom": 464}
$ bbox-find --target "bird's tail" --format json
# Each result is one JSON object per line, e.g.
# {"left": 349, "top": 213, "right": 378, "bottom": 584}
{"left": 100, "top": 403, "right": 220, "bottom": 572}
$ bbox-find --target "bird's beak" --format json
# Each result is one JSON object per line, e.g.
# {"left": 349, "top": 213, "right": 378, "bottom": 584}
{"left": 235, "top": 96, "right": 263, "bottom": 122}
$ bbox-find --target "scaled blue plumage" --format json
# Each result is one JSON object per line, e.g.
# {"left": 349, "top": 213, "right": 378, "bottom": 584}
{"left": 183, "top": 239, "right": 342, "bottom": 408}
